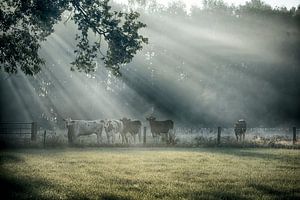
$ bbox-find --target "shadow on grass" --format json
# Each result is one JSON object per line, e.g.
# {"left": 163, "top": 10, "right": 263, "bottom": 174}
{"left": 0, "top": 174, "right": 134, "bottom": 200}
{"left": 249, "top": 183, "right": 299, "bottom": 200}
{"left": 0, "top": 154, "right": 24, "bottom": 165}
{"left": 100, "top": 193, "right": 132, "bottom": 200}
{"left": 0, "top": 153, "right": 73, "bottom": 199}
{"left": 197, "top": 147, "right": 300, "bottom": 165}
{"left": 0, "top": 173, "right": 55, "bottom": 199}
{"left": 180, "top": 190, "right": 249, "bottom": 200}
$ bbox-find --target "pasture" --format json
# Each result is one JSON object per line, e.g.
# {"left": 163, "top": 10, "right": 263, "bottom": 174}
{"left": 0, "top": 148, "right": 299, "bottom": 199}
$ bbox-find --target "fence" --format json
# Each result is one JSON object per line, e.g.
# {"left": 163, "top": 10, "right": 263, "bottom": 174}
{"left": 0, "top": 122, "right": 37, "bottom": 145}
{"left": 62, "top": 126, "right": 299, "bottom": 146}
{"left": 169, "top": 126, "right": 299, "bottom": 146}
{"left": 0, "top": 122, "right": 298, "bottom": 147}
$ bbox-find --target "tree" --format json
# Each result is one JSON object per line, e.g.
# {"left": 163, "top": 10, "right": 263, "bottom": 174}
{"left": 0, "top": 0, "right": 148, "bottom": 76}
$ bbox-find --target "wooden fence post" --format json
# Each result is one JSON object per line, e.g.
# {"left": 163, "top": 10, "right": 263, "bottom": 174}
{"left": 143, "top": 127, "right": 147, "bottom": 145}
{"left": 293, "top": 127, "right": 297, "bottom": 145}
{"left": 217, "top": 127, "right": 221, "bottom": 145}
{"left": 31, "top": 122, "right": 37, "bottom": 141}
{"left": 44, "top": 130, "right": 46, "bottom": 148}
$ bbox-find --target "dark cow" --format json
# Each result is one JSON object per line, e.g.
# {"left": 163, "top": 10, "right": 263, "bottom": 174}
{"left": 234, "top": 119, "right": 247, "bottom": 141}
{"left": 64, "top": 118, "right": 104, "bottom": 144}
{"left": 121, "top": 118, "right": 142, "bottom": 144}
{"left": 146, "top": 116, "right": 175, "bottom": 144}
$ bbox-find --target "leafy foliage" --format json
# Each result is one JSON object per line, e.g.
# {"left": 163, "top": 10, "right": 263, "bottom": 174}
{"left": 0, "top": 0, "right": 148, "bottom": 75}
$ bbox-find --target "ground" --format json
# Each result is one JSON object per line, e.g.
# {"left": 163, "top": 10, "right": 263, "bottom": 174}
{"left": 0, "top": 147, "right": 299, "bottom": 200}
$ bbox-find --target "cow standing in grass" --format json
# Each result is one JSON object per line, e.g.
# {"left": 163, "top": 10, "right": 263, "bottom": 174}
{"left": 102, "top": 119, "right": 124, "bottom": 144}
{"left": 121, "top": 118, "right": 142, "bottom": 144}
{"left": 234, "top": 119, "right": 247, "bottom": 142}
{"left": 64, "top": 118, "right": 104, "bottom": 145}
{"left": 146, "top": 116, "right": 175, "bottom": 144}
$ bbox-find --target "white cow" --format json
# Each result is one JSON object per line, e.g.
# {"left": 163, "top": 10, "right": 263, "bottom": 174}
{"left": 102, "top": 119, "right": 124, "bottom": 144}
{"left": 64, "top": 118, "right": 104, "bottom": 144}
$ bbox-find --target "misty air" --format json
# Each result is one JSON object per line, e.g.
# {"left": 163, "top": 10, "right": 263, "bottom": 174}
{"left": 0, "top": 0, "right": 299, "bottom": 199}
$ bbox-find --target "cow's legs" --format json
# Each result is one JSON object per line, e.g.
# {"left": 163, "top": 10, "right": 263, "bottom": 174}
{"left": 118, "top": 133, "right": 122, "bottom": 143}
{"left": 138, "top": 130, "right": 141, "bottom": 143}
{"left": 123, "top": 134, "right": 127, "bottom": 144}
{"left": 126, "top": 134, "right": 129, "bottom": 144}
{"left": 96, "top": 133, "right": 101, "bottom": 144}
{"left": 106, "top": 132, "right": 111, "bottom": 144}
{"left": 111, "top": 132, "right": 116, "bottom": 144}
{"left": 153, "top": 135, "right": 156, "bottom": 143}
{"left": 122, "top": 134, "right": 125, "bottom": 144}
{"left": 169, "top": 130, "right": 175, "bottom": 145}
{"left": 156, "top": 135, "right": 160, "bottom": 143}
{"left": 133, "top": 134, "right": 136, "bottom": 144}
{"left": 154, "top": 135, "right": 157, "bottom": 143}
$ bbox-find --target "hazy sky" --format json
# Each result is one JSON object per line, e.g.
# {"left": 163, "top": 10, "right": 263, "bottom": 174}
{"left": 116, "top": 0, "right": 300, "bottom": 9}
{"left": 218, "top": 0, "right": 299, "bottom": 8}
{"left": 1, "top": 0, "right": 300, "bottom": 127}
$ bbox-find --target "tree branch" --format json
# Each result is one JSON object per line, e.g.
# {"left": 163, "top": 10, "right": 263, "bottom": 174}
{"left": 72, "top": 2, "right": 108, "bottom": 36}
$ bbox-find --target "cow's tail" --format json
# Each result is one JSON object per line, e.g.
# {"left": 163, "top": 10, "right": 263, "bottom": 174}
{"left": 138, "top": 126, "right": 142, "bottom": 143}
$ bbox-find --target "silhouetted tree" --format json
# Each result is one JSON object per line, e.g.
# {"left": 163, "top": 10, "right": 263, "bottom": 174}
{"left": 0, "top": 0, "right": 148, "bottom": 76}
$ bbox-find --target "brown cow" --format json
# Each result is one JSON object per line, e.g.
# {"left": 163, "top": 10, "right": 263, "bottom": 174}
{"left": 121, "top": 118, "right": 142, "bottom": 144}
{"left": 146, "top": 116, "right": 175, "bottom": 144}
{"left": 234, "top": 119, "right": 247, "bottom": 141}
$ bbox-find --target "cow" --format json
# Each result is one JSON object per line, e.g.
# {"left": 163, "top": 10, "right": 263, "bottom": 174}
{"left": 64, "top": 118, "right": 104, "bottom": 144}
{"left": 146, "top": 116, "right": 175, "bottom": 144}
{"left": 120, "top": 118, "right": 142, "bottom": 144}
{"left": 102, "top": 119, "right": 124, "bottom": 144}
{"left": 234, "top": 119, "right": 247, "bottom": 142}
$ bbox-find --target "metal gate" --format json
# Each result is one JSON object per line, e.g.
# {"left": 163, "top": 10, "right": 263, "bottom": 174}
{"left": 0, "top": 122, "right": 37, "bottom": 145}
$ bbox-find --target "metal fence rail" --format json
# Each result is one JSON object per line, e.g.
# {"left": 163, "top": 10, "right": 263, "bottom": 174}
{"left": 171, "top": 126, "right": 298, "bottom": 145}
{"left": 0, "top": 122, "right": 37, "bottom": 142}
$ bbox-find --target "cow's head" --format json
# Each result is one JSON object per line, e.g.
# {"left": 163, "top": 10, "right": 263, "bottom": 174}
{"left": 146, "top": 116, "right": 156, "bottom": 121}
{"left": 63, "top": 118, "right": 74, "bottom": 127}
{"left": 103, "top": 120, "right": 113, "bottom": 132}
{"left": 120, "top": 117, "right": 131, "bottom": 124}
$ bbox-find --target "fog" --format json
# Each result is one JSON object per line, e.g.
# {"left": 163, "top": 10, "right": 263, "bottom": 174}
{"left": 1, "top": 0, "right": 300, "bottom": 129}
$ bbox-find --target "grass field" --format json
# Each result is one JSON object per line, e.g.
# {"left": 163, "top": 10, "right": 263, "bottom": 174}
{"left": 0, "top": 148, "right": 299, "bottom": 200}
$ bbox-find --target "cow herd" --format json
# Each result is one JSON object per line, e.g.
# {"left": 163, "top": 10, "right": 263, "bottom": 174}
{"left": 64, "top": 117, "right": 247, "bottom": 145}
{"left": 64, "top": 117, "right": 175, "bottom": 145}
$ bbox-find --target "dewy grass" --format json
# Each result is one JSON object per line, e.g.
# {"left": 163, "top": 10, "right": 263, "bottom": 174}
{"left": 0, "top": 148, "right": 299, "bottom": 200}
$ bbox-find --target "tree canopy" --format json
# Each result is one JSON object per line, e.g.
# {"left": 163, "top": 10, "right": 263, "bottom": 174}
{"left": 0, "top": 0, "right": 148, "bottom": 76}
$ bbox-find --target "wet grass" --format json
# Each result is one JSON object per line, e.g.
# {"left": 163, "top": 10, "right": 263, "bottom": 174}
{"left": 0, "top": 148, "right": 299, "bottom": 199}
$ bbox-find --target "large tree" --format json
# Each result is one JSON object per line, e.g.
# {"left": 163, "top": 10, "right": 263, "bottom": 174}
{"left": 0, "top": 0, "right": 148, "bottom": 76}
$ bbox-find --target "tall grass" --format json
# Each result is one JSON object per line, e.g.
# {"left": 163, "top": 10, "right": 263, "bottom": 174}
{"left": 0, "top": 148, "right": 299, "bottom": 199}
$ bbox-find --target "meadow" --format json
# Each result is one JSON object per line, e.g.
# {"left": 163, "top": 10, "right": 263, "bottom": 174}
{"left": 0, "top": 147, "right": 299, "bottom": 200}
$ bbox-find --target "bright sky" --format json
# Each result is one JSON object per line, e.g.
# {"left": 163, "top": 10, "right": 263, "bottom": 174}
{"left": 116, "top": 0, "right": 300, "bottom": 10}
{"left": 216, "top": 0, "right": 299, "bottom": 8}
